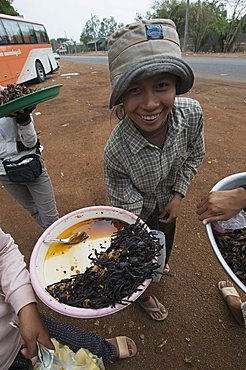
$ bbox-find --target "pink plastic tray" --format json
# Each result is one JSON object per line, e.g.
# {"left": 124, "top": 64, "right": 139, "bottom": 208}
{"left": 30, "top": 206, "right": 151, "bottom": 318}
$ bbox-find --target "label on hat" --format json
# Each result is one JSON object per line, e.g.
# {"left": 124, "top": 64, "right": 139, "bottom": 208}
{"left": 145, "top": 24, "right": 163, "bottom": 39}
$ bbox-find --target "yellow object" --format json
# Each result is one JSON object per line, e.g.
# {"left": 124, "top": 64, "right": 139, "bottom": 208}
{"left": 34, "top": 338, "right": 104, "bottom": 369}
{"left": 75, "top": 348, "right": 90, "bottom": 365}
{"left": 51, "top": 338, "right": 102, "bottom": 369}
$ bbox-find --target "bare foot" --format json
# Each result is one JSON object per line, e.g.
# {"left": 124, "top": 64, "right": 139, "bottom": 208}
{"left": 218, "top": 280, "right": 244, "bottom": 325}
{"left": 106, "top": 336, "right": 137, "bottom": 359}
{"left": 138, "top": 295, "right": 168, "bottom": 321}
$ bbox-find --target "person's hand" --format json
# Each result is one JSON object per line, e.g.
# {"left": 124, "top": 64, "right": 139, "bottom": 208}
{"left": 18, "top": 303, "right": 54, "bottom": 360}
{"left": 159, "top": 192, "right": 183, "bottom": 224}
{"left": 196, "top": 188, "right": 246, "bottom": 225}
{"left": 9, "top": 105, "right": 36, "bottom": 125}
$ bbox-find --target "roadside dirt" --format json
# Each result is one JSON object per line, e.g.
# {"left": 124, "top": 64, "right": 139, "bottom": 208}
{"left": 1, "top": 59, "right": 245, "bottom": 370}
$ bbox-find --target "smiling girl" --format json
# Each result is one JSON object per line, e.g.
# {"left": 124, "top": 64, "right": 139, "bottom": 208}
{"left": 104, "top": 19, "right": 205, "bottom": 320}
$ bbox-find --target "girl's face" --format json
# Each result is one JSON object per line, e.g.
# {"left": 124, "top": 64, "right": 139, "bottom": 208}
{"left": 122, "top": 73, "right": 176, "bottom": 133}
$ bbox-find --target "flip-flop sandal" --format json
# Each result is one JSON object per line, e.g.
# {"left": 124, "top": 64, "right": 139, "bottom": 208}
{"left": 218, "top": 281, "right": 241, "bottom": 300}
{"left": 107, "top": 336, "right": 137, "bottom": 359}
{"left": 138, "top": 295, "right": 168, "bottom": 321}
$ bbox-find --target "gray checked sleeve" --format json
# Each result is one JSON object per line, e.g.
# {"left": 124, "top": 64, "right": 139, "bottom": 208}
{"left": 172, "top": 110, "right": 205, "bottom": 196}
{"left": 104, "top": 150, "right": 144, "bottom": 216}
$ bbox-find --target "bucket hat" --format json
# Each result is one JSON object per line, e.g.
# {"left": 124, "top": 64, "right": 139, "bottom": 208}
{"left": 108, "top": 19, "right": 194, "bottom": 108}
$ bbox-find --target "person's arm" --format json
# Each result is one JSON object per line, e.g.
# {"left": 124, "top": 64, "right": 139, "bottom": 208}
{"left": 196, "top": 187, "right": 246, "bottom": 224}
{"left": 160, "top": 107, "right": 205, "bottom": 223}
{"left": 0, "top": 114, "right": 35, "bottom": 158}
{"left": 7, "top": 106, "right": 38, "bottom": 149}
{"left": 16, "top": 108, "right": 38, "bottom": 149}
{"left": 172, "top": 111, "right": 205, "bottom": 197}
{"left": 0, "top": 229, "right": 53, "bottom": 359}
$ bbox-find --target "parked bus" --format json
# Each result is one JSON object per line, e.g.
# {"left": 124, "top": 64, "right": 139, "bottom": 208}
{"left": 0, "top": 13, "right": 58, "bottom": 85}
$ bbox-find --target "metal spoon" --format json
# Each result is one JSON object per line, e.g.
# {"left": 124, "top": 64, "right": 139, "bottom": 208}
{"left": 44, "top": 231, "right": 88, "bottom": 244}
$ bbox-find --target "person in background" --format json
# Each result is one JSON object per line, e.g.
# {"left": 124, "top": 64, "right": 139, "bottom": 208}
{"left": 0, "top": 88, "right": 59, "bottom": 229}
{"left": 104, "top": 19, "right": 205, "bottom": 320}
{"left": 0, "top": 227, "right": 137, "bottom": 369}
{"left": 197, "top": 184, "right": 246, "bottom": 327}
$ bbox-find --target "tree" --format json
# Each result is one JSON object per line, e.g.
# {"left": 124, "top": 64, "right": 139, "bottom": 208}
{"left": 143, "top": 0, "right": 239, "bottom": 52}
{"left": 98, "top": 16, "right": 123, "bottom": 37}
{"left": 191, "top": 1, "right": 228, "bottom": 52}
{"left": 183, "top": 0, "right": 190, "bottom": 51}
{"left": 146, "top": 0, "right": 189, "bottom": 38}
{"left": 133, "top": 1, "right": 187, "bottom": 43}
{"left": 0, "top": 0, "right": 19, "bottom": 15}
{"left": 80, "top": 14, "right": 100, "bottom": 46}
{"left": 222, "top": 0, "right": 246, "bottom": 51}
{"left": 80, "top": 14, "right": 123, "bottom": 48}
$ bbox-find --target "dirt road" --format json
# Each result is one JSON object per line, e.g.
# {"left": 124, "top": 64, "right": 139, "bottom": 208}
{"left": 1, "top": 60, "right": 245, "bottom": 370}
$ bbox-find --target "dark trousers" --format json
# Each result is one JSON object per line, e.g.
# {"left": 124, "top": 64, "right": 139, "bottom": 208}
{"left": 146, "top": 207, "right": 176, "bottom": 264}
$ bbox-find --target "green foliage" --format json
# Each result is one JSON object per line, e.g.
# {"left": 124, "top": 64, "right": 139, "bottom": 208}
{"left": 223, "top": 0, "right": 246, "bottom": 51}
{"left": 80, "top": 14, "right": 123, "bottom": 47}
{"left": 98, "top": 16, "right": 121, "bottom": 37}
{"left": 151, "top": 0, "right": 187, "bottom": 35}
{"left": 141, "top": 0, "right": 245, "bottom": 52}
{"left": 241, "top": 16, "right": 246, "bottom": 32}
{"left": 0, "top": 0, "right": 19, "bottom": 15}
{"left": 190, "top": 1, "right": 228, "bottom": 51}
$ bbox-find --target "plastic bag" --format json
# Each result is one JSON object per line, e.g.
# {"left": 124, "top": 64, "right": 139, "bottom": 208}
{"left": 33, "top": 338, "right": 105, "bottom": 370}
{"left": 212, "top": 210, "right": 246, "bottom": 235}
{"left": 150, "top": 229, "right": 166, "bottom": 283}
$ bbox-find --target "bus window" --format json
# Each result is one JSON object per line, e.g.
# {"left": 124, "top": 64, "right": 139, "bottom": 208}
{"left": 18, "top": 22, "right": 37, "bottom": 44}
{"left": 33, "top": 24, "right": 49, "bottom": 44}
{"left": 0, "top": 20, "right": 9, "bottom": 45}
{"left": 2, "top": 19, "right": 23, "bottom": 44}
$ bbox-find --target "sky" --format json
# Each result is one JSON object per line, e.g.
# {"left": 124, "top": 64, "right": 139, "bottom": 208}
{"left": 13, "top": 0, "right": 154, "bottom": 42}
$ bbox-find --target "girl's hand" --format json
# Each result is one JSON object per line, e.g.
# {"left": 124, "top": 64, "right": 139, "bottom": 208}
{"left": 18, "top": 303, "right": 54, "bottom": 359}
{"left": 159, "top": 192, "right": 183, "bottom": 224}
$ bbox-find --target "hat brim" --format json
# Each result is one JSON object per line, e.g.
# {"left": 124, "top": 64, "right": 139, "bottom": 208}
{"left": 109, "top": 57, "right": 194, "bottom": 108}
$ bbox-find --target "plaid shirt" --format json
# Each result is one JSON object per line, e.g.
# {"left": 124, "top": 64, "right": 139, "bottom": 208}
{"left": 104, "top": 97, "right": 205, "bottom": 221}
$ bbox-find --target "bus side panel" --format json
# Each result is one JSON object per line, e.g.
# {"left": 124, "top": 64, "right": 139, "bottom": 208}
{"left": 0, "top": 45, "right": 26, "bottom": 84}
{"left": 48, "top": 52, "right": 58, "bottom": 71}
{"left": 0, "top": 56, "right": 13, "bottom": 86}
{"left": 0, "top": 44, "right": 58, "bottom": 85}
{"left": 17, "top": 46, "right": 58, "bottom": 84}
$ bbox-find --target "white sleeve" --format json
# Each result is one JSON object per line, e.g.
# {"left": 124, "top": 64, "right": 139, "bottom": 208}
{"left": 0, "top": 228, "right": 36, "bottom": 315}
{"left": 17, "top": 114, "right": 37, "bottom": 148}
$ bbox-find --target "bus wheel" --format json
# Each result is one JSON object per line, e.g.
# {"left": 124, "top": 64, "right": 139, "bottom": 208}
{"left": 35, "top": 61, "right": 45, "bottom": 82}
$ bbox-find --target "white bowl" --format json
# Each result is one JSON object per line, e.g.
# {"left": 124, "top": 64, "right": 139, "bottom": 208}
{"left": 30, "top": 206, "right": 151, "bottom": 318}
{"left": 206, "top": 172, "right": 246, "bottom": 293}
